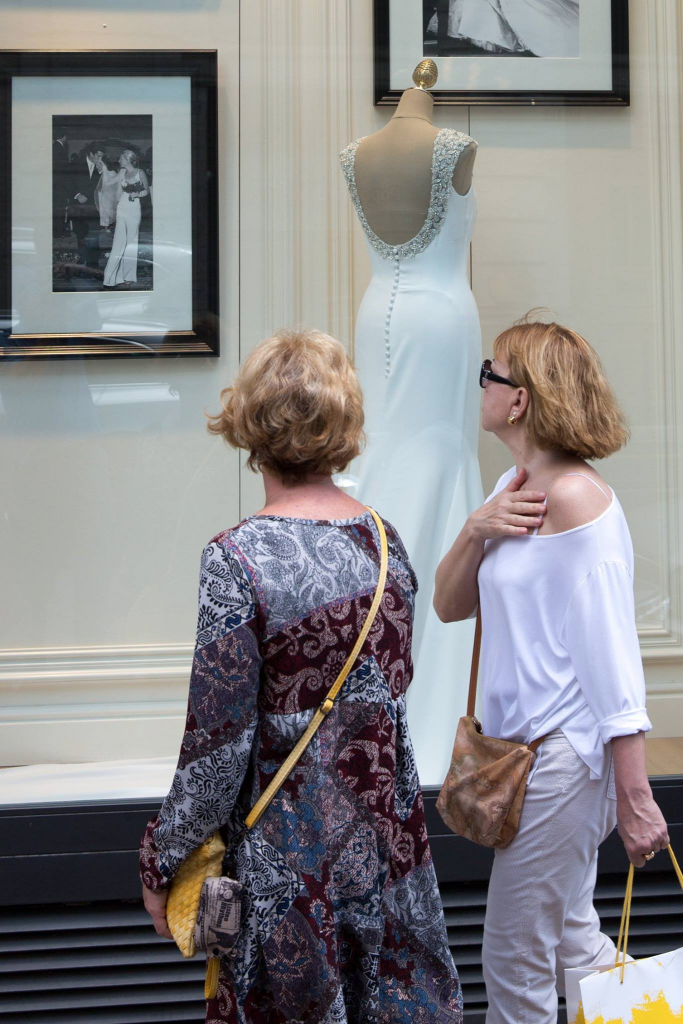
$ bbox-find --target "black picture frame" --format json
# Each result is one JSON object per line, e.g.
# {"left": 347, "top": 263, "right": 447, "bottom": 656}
{"left": 0, "top": 50, "right": 219, "bottom": 360}
{"left": 374, "top": 0, "right": 629, "bottom": 107}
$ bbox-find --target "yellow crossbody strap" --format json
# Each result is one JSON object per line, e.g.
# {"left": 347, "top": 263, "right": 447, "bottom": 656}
{"left": 245, "top": 507, "right": 388, "bottom": 831}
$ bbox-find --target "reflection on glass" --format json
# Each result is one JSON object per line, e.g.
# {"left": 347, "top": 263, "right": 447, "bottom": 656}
{"left": 88, "top": 383, "right": 180, "bottom": 406}
{"left": 634, "top": 554, "right": 670, "bottom": 630}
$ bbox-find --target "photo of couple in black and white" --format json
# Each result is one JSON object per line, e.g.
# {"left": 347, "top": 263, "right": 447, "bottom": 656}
{"left": 52, "top": 114, "right": 153, "bottom": 292}
{"left": 423, "top": 0, "right": 580, "bottom": 58}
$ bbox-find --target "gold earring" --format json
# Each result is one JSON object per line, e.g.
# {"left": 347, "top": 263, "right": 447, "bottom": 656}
{"left": 507, "top": 415, "right": 517, "bottom": 426}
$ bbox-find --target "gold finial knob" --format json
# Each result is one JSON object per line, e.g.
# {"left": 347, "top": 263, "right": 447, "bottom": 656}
{"left": 412, "top": 59, "right": 438, "bottom": 91}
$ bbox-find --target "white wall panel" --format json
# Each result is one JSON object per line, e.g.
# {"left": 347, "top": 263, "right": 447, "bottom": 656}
{"left": 0, "top": 1, "right": 240, "bottom": 763}
{"left": 238, "top": 0, "right": 359, "bottom": 515}
{"left": 1, "top": 0, "right": 681, "bottom": 768}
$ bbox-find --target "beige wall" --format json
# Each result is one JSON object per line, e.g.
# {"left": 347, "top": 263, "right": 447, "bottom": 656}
{"left": 0, "top": 1, "right": 241, "bottom": 764}
{"left": 1, "top": 0, "right": 682, "bottom": 765}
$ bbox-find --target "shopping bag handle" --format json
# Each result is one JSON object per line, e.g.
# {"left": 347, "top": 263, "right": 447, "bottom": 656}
{"left": 615, "top": 844, "right": 683, "bottom": 982}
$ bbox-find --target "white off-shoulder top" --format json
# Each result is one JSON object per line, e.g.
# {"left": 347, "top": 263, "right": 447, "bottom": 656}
{"left": 477, "top": 468, "right": 651, "bottom": 780}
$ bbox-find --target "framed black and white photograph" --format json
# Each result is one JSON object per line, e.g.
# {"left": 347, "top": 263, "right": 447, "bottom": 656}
{"left": 375, "top": 0, "right": 629, "bottom": 105}
{"left": 52, "top": 114, "right": 154, "bottom": 295}
{"left": 0, "top": 50, "right": 218, "bottom": 359}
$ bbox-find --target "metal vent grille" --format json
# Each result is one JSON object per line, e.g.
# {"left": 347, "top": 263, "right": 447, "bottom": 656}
{"left": 0, "top": 902, "right": 206, "bottom": 1024}
{"left": 1, "top": 873, "right": 681, "bottom": 1022}
{"left": 441, "top": 880, "right": 489, "bottom": 1016}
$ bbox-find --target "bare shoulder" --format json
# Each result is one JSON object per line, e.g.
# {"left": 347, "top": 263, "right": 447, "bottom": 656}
{"left": 542, "top": 473, "right": 612, "bottom": 534}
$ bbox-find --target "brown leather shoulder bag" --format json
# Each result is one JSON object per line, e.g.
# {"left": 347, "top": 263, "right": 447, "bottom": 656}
{"left": 436, "top": 607, "right": 544, "bottom": 849}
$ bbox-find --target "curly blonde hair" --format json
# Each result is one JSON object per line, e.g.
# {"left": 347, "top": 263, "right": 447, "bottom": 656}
{"left": 207, "top": 328, "right": 365, "bottom": 484}
{"left": 493, "top": 316, "right": 629, "bottom": 459}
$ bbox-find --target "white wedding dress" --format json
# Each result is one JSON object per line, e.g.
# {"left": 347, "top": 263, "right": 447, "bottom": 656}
{"left": 340, "top": 128, "right": 483, "bottom": 785}
{"left": 104, "top": 169, "right": 143, "bottom": 287}
{"left": 428, "top": 0, "right": 580, "bottom": 58}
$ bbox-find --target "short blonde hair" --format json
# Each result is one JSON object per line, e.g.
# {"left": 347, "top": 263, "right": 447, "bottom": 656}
{"left": 121, "top": 149, "right": 139, "bottom": 169}
{"left": 493, "top": 317, "right": 629, "bottom": 459}
{"left": 207, "top": 328, "right": 365, "bottom": 484}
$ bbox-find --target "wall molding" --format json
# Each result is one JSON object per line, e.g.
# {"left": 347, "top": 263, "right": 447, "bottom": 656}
{"left": 0, "top": 644, "right": 192, "bottom": 691}
{"left": 239, "top": 0, "right": 355, "bottom": 517}
{"left": 641, "top": 0, "right": 683, "bottom": 657}
{"left": 239, "top": 0, "right": 354, "bottom": 349}
{"left": 0, "top": 644, "right": 191, "bottom": 764}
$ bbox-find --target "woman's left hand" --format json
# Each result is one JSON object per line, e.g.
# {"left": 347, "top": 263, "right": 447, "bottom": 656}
{"left": 617, "top": 792, "right": 670, "bottom": 867}
{"left": 142, "top": 884, "right": 174, "bottom": 939}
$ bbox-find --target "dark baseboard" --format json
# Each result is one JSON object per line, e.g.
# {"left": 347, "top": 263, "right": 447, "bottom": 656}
{"left": 0, "top": 776, "right": 681, "bottom": 1022}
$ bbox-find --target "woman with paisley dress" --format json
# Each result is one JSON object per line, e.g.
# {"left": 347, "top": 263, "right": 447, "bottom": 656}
{"left": 139, "top": 329, "right": 463, "bottom": 1023}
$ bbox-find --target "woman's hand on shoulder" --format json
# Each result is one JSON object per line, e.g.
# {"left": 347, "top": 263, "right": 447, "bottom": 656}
{"left": 468, "top": 468, "right": 547, "bottom": 542}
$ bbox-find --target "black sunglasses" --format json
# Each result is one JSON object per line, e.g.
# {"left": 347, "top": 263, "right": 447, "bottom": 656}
{"left": 479, "top": 359, "right": 519, "bottom": 389}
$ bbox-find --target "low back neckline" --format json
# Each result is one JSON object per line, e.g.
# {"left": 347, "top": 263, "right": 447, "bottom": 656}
{"left": 340, "top": 127, "right": 474, "bottom": 262}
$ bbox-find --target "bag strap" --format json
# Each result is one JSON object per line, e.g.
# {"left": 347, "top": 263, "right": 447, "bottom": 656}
{"left": 245, "top": 506, "right": 388, "bottom": 830}
{"left": 466, "top": 605, "right": 483, "bottom": 718}
{"left": 466, "top": 605, "right": 544, "bottom": 754}
{"left": 615, "top": 844, "right": 683, "bottom": 981}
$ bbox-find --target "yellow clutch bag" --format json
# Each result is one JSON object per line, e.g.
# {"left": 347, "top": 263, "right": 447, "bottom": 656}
{"left": 167, "top": 832, "right": 226, "bottom": 999}
{"left": 166, "top": 831, "right": 226, "bottom": 958}
{"left": 165, "top": 507, "right": 388, "bottom": 1000}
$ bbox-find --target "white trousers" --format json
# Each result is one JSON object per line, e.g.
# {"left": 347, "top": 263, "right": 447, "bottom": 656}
{"left": 482, "top": 731, "right": 618, "bottom": 1024}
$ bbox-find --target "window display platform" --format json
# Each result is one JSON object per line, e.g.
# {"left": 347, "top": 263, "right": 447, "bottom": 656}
{"left": 646, "top": 737, "right": 683, "bottom": 775}
{"left": 0, "top": 756, "right": 176, "bottom": 808}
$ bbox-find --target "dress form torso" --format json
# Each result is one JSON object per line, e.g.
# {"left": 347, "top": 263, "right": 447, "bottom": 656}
{"left": 353, "top": 87, "right": 477, "bottom": 245}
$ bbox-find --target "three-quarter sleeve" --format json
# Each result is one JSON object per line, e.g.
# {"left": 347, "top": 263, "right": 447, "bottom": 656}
{"left": 139, "top": 537, "right": 262, "bottom": 892}
{"left": 560, "top": 560, "right": 652, "bottom": 745}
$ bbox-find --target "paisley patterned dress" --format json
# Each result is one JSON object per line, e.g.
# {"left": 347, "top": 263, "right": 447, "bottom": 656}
{"left": 140, "top": 510, "right": 462, "bottom": 1023}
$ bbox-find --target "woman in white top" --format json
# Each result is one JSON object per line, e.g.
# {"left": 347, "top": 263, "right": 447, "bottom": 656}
{"left": 434, "top": 317, "right": 669, "bottom": 1024}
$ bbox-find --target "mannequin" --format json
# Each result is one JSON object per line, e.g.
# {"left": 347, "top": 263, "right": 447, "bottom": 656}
{"left": 354, "top": 87, "right": 477, "bottom": 245}
{"left": 339, "top": 62, "right": 483, "bottom": 786}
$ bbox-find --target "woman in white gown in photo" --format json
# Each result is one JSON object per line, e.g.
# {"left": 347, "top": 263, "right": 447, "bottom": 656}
{"left": 340, "top": 129, "right": 483, "bottom": 785}
{"left": 428, "top": 0, "right": 580, "bottom": 58}
{"left": 103, "top": 149, "right": 149, "bottom": 288}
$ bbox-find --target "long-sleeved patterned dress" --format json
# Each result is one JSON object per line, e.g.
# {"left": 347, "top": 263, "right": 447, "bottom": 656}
{"left": 140, "top": 510, "right": 462, "bottom": 1023}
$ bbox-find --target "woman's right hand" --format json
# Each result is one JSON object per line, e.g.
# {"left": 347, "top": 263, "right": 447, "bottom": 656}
{"left": 617, "top": 792, "right": 670, "bottom": 867}
{"left": 142, "top": 884, "right": 173, "bottom": 939}
{"left": 468, "top": 468, "right": 547, "bottom": 542}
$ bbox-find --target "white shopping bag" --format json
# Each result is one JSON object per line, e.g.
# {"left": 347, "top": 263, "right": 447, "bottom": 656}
{"left": 565, "top": 963, "right": 615, "bottom": 1024}
{"left": 564, "top": 846, "right": 683, "bottom": 1024}
{"left": 579, "top": 949, "right": 683, "bottom": 1023}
